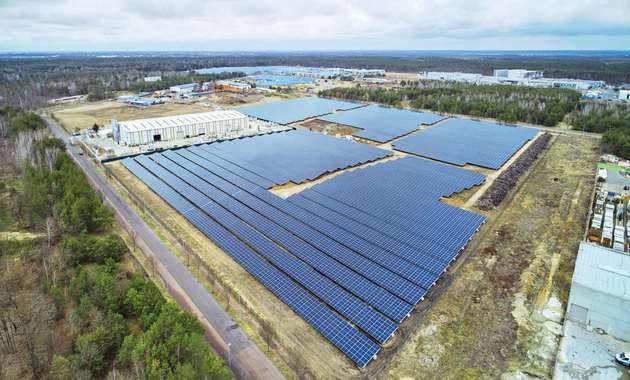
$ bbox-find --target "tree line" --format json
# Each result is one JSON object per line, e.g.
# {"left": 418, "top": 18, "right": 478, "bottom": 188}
{"left": 565, "top": 102, "right": 630, "bottom": 157}
{"left": 0, "top": 109, "right": 232, "bottom": 379}
{"left": 3, "top": 52, "right": 630, "bottom": 108}
{"left": 320, "top": 81, "right": 581, "bottom": 126}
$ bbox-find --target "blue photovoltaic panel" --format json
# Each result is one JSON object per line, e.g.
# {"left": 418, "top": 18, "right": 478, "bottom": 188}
{"left": 161, "top": 150, "right": 415, "bottom": 321}
{"left": 393, "top": 118, "right": 539, "bottom": 169}
{"left": 121, "top": 142, "right": 488, "bottom": 368}
{"left": 319, "top": 105, "right": 447, "bottom": 143}
{"left": 194, "top": 129, "right": 390, "bottom": 186}
{"left": 143, "top": 152, "right": 398, "bottom": 344}
{"left": 122, "top": 157, "right": 380, "bottom": 367}
{"left": 237, "top": 96, "right": 364, "bottom": 125}
{"left": 289, "top": 155, "right": 486, "bottom": 268}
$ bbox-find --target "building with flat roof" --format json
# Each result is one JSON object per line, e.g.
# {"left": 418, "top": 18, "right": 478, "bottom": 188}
{"left": 493, "top": 69, "right": 543, "bottom": 80}
{"left": 566, "top": 242, "right": 630, "bottom": 340}
{"left": 169, "top": 83, "right": 196, "bottom": 94}
{"left": 419, "top": 69, "right": 605, "bottom": 90}
{"left": 144, "top": 76, "right": 162, "bottom": 82}
{"left": 112, "top": 110, "right": 249, "bottom": 146}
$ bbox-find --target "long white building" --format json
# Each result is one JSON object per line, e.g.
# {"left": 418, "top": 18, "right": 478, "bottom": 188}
{"left": 112, "top": 110, "right": 249, "bottom": 146}
{"left": 419, "top": 69, "right": 605, "bottom": 90}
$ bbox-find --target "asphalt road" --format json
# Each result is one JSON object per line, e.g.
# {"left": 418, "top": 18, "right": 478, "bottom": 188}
{"left": 46, "top": 120, "right": 283, "bottom": 380}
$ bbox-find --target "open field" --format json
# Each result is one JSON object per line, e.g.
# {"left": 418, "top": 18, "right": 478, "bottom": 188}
{"left": 383, "top": 134, "right": 599, "bottom": 379}
{"left": 49, "top": 101, "right": 212, "bottom": 132}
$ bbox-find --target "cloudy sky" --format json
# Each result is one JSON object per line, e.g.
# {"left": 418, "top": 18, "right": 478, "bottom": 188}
{"left": 1, "top": 0, "right": 629, "bottom": 51}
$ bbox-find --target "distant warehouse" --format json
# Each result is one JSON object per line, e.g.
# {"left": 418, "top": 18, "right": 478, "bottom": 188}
{"left": 112, "top": 110, "right": 249, "bottom": 146}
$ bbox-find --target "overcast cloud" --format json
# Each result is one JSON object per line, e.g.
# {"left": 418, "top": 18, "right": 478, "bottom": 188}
{"left": 0, "top": 0, "right": 629, "bottom": 51}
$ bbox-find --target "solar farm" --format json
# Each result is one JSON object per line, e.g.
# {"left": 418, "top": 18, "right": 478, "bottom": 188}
{"left": 113, "top": 96, "right": 547, "bottom": 372}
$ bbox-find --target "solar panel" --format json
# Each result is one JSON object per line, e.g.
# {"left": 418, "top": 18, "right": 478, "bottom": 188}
{"left": 145, "top": 153, "right": 397, "bottom": 344}
{"left": 237, "top": 96, "right": 365, "bottom": 125}
{"left": 319, "top": 105, "right": 447, "bottom": 143}
{"left": 193, "top": 129, "right": 390, "bottom": 186}
{"left": 122, "top": 156, "right": 380, "bottom": 367}
{"left": 159, "top": 150, "right": 414, "bottom": 321}
{"left": 393, "top": 118, "right": 539, "bottom": 169}
{"left": 121, "top": 144, "right": 488, "bottom": 368}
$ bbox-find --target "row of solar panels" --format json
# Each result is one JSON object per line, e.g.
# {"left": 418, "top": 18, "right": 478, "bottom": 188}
{"left": 319, "top": 104, "right": 447, "bottom": 143}
{"left": 122, "top": 144, "right": 485, "bottom": 367}
{"left": 237, "top": 97, "right": 539, "bottom": 169}
{"left": 393, "top": 118, "right": 539, "bottom": 169}
{"left": 195, "top": 129, "right": 391, "bottom": 186}
{"left": 237, "top": 96, "right": 364, "bottom": 125}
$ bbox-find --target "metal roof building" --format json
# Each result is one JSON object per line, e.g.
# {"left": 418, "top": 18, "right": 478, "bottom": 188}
{"left": 113, "top": 110, "right": 249, "bottom": 146}
{"left": 566, "top": 242, "right": 630, "bottom": 340}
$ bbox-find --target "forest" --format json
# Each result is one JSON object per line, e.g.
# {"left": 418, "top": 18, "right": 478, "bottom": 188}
{"left": 565, "top": 102, "right": 630, "bottom": 157}
{"left": 320, "top": 82, "right": 581, "bottom": 126}
{"left": 0, "top": 108, "right": 232, "bottom": 379}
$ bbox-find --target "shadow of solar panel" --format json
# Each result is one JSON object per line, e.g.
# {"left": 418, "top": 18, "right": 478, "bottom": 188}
{"left": 393, "top": 118, "right": 539, "bottom": 169}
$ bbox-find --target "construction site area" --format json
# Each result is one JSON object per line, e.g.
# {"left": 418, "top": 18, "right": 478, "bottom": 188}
{"left": 71, "top": 90, "right": 602, "bottom": 379}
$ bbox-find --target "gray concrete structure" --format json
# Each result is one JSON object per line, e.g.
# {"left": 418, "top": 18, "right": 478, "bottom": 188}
{"left": 566, "top": 242, "right": 630, "bottom": 340}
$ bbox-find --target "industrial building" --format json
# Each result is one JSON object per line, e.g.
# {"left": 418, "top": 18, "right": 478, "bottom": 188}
{"left": 419, "top": 69, "right": 605, "bottom": 90}
{"left": 215, "top": 80, "right": 251, "bottom": 92}
{"left": 493, "top": 69, "right": 543, "bottom": 80}
{"left": 566, "top": 242, "right": 630, "bottom": 340}
{"left": 112, "top": 110, "right": 249, "bottom": 146}
{"left": 169, "top": 83, "right": 196, "bottom": 95}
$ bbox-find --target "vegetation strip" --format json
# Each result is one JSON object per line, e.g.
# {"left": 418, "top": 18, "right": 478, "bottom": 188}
{"left": 476, "top": 133, "right": 553, "bottom": 210}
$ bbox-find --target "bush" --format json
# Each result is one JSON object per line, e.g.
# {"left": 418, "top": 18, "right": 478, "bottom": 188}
{"left": 59, "top": 234, "right": 127, "bottom": 266}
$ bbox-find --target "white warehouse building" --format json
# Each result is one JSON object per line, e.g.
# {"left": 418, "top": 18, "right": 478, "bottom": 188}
{"left": 566, "top": 242, "right": 630, "bottom": 340}
{"left": 112, "top": 110, "right": 250, "bottom": 146}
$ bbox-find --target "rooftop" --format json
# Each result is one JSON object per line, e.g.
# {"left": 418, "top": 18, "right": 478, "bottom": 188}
{"left": 118, "top": 110, "right": 247, "bottom": 133}
{"left": 573, "top": 242, "right": 630, "bottom": 300}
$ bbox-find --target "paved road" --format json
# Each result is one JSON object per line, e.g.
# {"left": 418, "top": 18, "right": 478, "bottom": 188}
{"left": 46, "top": 120, "right": 283, "bottom": 380}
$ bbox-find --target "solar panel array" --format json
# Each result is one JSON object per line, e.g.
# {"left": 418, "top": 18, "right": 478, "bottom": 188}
{"left": 193, "top": 129, "right": 390, "bottom": 186}
{"left": 122, "top": 147, "right": 485, "bottom": 367}
{"left": 393, "top": 118, "right": 539, "bottom": 169}
{"left": 318, "top": 105, "right": 447, "bottom": 143}
{"left": 237, "top": 96, "right": 364, "bottom": 125}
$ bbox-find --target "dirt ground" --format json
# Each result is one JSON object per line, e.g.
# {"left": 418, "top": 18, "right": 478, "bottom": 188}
{"left": 107, "top": 161, "right": 360, "bottom": 379}
{"left": 49, "top": 101, "right": 212, "bottom": 132}
{"left": 382, "top": 134, "right": 599, "bottom": 379}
